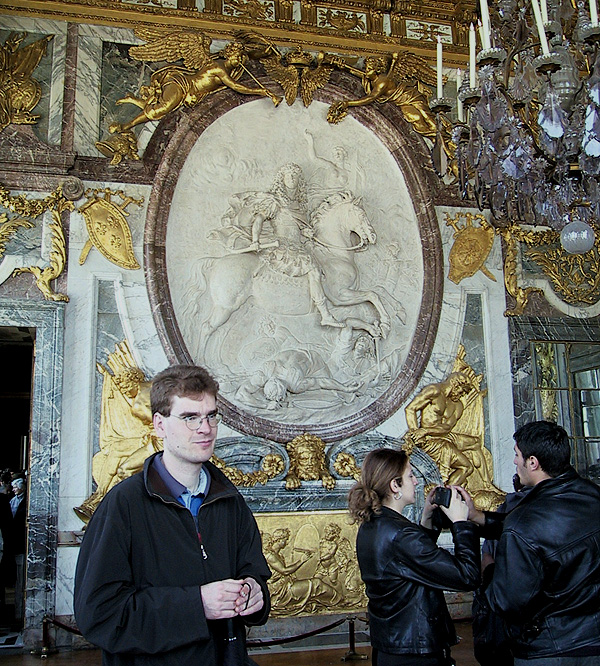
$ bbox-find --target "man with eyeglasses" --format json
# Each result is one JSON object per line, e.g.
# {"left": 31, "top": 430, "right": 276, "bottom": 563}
{"left": 74, "top": 364, "right": 271, "bottom": 666}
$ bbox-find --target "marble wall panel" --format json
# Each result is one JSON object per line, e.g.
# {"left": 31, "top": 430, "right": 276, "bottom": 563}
{"left": 58, "top": 179, "right": 157, "bottom": 537}
{"left": 0, "top": 299, "right": 65, "bottom": 647}
{"left": 75, "top": 25, "right": 138, "bottom": 157}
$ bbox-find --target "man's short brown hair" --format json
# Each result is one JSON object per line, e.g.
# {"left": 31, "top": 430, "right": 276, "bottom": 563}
{"left": 150, "top": 364, "right": 219, "bottom": 416}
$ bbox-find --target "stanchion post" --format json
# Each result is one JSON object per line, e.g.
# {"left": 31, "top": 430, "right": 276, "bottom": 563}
{"left": 342, "top": 616, "right": 368, "bottom": 661}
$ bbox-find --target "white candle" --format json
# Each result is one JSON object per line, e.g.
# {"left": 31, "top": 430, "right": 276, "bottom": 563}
{"left": 479, "top": 0, "right": 492, "bottom": 49}
{"left": 541, "top": 0, "right": 549, "bottom": 23}
{"left": 470, "top": 23, "right": 477, "bottom": 88}
{"left": 437, "top": 37, "right": 443, "bottom": 98}
{"left": 478, "top": 20, "right": 485, "bottom": 50}
{"left": 591, "top": 0, "right": 598, "bottom": 26}
{"left": 531, "top": 0, "right": 550, "bottom": 55}
{"left": 456, "top": 69, "right": 464, "bottom": 122}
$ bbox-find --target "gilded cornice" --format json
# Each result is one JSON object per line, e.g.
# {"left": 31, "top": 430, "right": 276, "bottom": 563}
{"left": 0, "top": 0, "right": 471, "bottom": 63}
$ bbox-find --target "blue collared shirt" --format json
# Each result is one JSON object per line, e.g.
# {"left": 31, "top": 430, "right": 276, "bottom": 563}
{"left": 153, "top": 453, "right": 210, "bottom": 518}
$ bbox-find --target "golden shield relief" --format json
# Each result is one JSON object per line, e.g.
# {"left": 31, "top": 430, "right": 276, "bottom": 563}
{"left": 446, "top": 212, "right": 496, "bottom": 285}
{"left": 78, "top": 189, "right": 143, "bottom": 270}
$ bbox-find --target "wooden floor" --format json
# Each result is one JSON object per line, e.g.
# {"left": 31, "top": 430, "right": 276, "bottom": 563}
{"left": 0, "top": 621, "right": 479, "bottom": 665}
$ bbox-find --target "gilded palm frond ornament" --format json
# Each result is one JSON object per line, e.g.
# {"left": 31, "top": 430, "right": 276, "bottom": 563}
{"left": 0, "top": 182, "right": 71, "bottom": 302}
{"left": 0, "top": 32, "right": 53, "bottom": 131}
{"left": 98, "top": 27, "right": 282, "bottom": 160}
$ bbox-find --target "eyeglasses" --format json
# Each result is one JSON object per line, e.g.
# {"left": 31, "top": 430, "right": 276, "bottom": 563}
{"left": 170, "top": 411, "right": 222, "bottom": 430}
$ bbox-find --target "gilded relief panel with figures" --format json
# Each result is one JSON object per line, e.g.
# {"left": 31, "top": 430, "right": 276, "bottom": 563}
{"left": 257, "top": 511, "right": 366, "bottom": 616}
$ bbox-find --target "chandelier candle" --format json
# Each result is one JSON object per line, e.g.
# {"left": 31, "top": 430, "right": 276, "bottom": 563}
{"left": 437, "top": 37, "right": 443, "bottom": 98}
{"left": 469, "top": 24, "right": 476, "bottom": 88}
{"left": 530, "top": 0, "right": 550, "bottom": 55}
{"left": 479, "top": 0, "right": 492, "bottom": 49}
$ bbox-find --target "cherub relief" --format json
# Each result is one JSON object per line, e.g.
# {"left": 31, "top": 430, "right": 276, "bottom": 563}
{"left": 105, "top": 28, "right": 282, "bottom": 154}
{"left": 263, "top": 523, "right": 364, "bottom": 616}
{"left": 326, "top": 52, "right": 441, "bottom": 141}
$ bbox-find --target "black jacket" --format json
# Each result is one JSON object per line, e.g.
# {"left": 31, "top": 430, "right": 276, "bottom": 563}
{"left": 484, "top": 468, "right": 600, "bottom": 659}
{"left": 356, "top": 507, "right": 480, "bottom": 655}
{"left": 74, "top": 454, "right": 271, "bottom": 666}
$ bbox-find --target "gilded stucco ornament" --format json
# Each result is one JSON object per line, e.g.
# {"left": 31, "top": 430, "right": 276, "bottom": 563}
{"left": 0, "top": 183, "right": 70, "bottom": 302}
{"left": 445, "top": 212, "right": 496, "bottom": 284}
{"left": 535, "top": 342, "right": 558, "bottom": 422}
{"left": 333, "top": 451, "right": 361, "bottom": 481}
{"left": 285, "top": 433, "right": 335, "bottom": 490}
{"left": 95, "top": 128, "right": 140, "bottom": 166}
{"left": 403, "top": 345, "right": 505, "bottom": 511}
{"left": 77, "top": 188, "right": 143, "bottom": 270}
{"left": 259, "top": 512, "right": 366, "bottom": 616}
{"left": 326, "top": 53, "right": 441, "bottom": 138}
{"left": 0, "top": 32, "right": 53, "bottom": 131}
{"left": 99, "top": 27, "right": 282, "bottom": 159}
{"left": 499, "top": 224, "right": 600, "bottom": 315}
{"left": 238, "top": 31, "right": 341, "bottom": 106}
{"left": 75, "top": 340, "right": 286, "bottom": 522}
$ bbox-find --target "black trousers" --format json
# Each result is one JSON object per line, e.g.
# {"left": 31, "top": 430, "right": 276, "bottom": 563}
{"left": 373, "top": 648, "right": 455, "bottom": 666}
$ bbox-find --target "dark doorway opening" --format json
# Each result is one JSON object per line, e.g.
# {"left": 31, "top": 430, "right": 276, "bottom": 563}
{"left": 0, "top": 326, "right": 34, "bottom": 639}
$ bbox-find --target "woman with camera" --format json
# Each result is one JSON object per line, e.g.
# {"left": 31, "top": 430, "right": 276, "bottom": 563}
{"left": 348, "top": 448, "right": 480, "bottom": 666}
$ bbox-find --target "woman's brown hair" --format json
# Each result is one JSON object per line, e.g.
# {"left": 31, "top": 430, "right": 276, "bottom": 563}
{"left": 348, "top": 448, "right": 409, "bottom": 524}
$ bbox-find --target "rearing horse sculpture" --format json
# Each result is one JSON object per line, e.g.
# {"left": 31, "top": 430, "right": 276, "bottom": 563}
{"left": 181, "top": 192, "right": 398, "bottom": 360}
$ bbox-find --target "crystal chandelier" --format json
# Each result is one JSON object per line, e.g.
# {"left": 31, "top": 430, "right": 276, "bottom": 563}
{"left": 438, "top": 0, "right": 600, "bottom": 253}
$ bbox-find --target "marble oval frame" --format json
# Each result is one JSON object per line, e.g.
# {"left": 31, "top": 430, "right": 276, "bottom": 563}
{"left": 145, "top": 72, "right": 443, "bottom": 443}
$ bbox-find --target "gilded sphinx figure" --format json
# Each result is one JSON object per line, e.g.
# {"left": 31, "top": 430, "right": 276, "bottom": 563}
{"left": 403, "top": 348, "right": 505, "bottom": 510}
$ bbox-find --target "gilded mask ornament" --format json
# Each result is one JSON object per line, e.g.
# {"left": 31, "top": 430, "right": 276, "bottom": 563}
{"left": 285, "top": 433, "right": 335, "bottom": 490}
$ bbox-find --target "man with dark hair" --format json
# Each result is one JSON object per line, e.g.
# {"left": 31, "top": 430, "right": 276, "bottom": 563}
{"left": 74, "top": 364, "right": 271, "bottom": 666}
{"left": 469, "top": 420, "right": 600, "bottom": 665}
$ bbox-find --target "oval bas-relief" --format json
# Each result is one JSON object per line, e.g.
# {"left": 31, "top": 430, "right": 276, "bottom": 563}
{"left": 145, "top": 75, "right": 443, "bottom": 443}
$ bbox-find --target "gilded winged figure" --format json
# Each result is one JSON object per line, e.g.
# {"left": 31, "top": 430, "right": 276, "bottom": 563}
{"left": 107, "top": 27, "right": 282, "bottom": 137}
{"left": 0, "top": 32, "right": 53, "bottom": 131}
{"left": 327, "top": 52, "right": 439, "bottom": 139}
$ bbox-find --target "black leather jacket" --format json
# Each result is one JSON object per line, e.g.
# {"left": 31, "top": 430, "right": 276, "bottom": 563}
{"left": 356, "top": 507, "right": 480, "bottom": 655}
{"left": 484, "top": 468, "right": 600, "bottom": 659}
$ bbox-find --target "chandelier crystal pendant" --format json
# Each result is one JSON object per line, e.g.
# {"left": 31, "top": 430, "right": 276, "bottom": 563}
{"left": 444, "top": 0, "right": 600, "bottom": 252}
